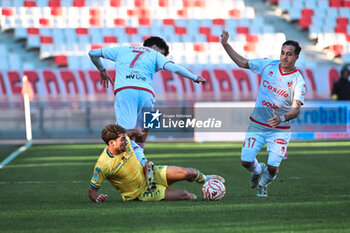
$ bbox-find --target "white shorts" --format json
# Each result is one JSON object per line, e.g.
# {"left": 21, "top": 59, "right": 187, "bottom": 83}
{"left": 114, "top": 88, "right": 155, "bottom": 129}
{"left": 241, "top": 122, "right": 291, "bottom": 167}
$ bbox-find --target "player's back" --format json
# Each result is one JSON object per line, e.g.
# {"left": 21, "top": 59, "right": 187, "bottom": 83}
{"left": 102, "top": 45, "right": 169, "bottom": 93}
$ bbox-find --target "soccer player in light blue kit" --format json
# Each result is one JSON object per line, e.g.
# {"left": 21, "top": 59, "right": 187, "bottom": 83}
{"left": 221, "top": 30, "right": 306, "bottom": 197}
{"left": 88, "top": 36, "right": 206, "bottom": 190}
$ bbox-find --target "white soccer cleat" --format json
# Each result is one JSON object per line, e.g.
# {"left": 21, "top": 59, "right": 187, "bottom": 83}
{"left": 206, "top": 175, "right": 225, "bottom": 184}
{"left": 257, "top": 185, "right": 268, "bottom": 197}
{"left": 250, "top": 162, "right": 266, "bottom": 189}
{"left": 144, "top": 161, "right": 156, "bottom": 191}
{"left": 189, "top": 193, "right": 197, "bottom": 200}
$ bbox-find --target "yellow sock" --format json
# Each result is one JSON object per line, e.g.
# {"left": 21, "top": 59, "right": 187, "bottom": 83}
{"left": 194, "top": 170, "right": 206, "bottom": 183}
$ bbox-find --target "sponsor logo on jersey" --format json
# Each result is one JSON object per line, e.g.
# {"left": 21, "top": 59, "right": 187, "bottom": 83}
{"left": 126, "top": 74, "right": 146, "bottom": 81}
{"left": 274, "top": 139, "right": 288, "bottom": 145}
{"left": 262, "top": 100, "right": 278, "bottom": 109}
{"left": 262, "top": 80, "right": 289, "bottom": 97}
{"left": 268, "top": 71, "right": 274, "bottom": 76}
{"left": 288, "top": 81, "right": 293, "bottom": 87}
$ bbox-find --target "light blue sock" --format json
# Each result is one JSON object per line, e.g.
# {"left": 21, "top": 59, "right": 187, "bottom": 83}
{"left": 130, "top": 140, "right": 147, "bottom": 167}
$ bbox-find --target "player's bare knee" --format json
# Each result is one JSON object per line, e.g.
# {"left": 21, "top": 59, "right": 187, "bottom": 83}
{"left": 267, "top": 166, "right": 279, "bottom": 176}
{"left": 186, "top": 168, "right": 197, "bottom": 181}
{"left": 241, "top": 161, "right": 252, "bottom": 169}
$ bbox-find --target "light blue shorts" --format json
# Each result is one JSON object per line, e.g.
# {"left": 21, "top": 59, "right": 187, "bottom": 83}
{"left": 241, "top": 122, "right": 291, "bottom": 167}
{"left": 114, "top": 88, "right": 155, "bottom": 129}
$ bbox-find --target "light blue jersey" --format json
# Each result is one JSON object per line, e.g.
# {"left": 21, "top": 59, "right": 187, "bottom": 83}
{"left": 102, "top": 45, "right": 172, "bottom": 96}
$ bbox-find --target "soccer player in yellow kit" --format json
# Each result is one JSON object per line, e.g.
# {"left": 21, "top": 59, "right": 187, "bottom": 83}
{"left": 88, "top": 124, "right": 225, "bottom": 202}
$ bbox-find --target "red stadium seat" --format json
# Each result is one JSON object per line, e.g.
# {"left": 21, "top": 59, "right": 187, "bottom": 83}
{"left": 246, "top": 34, "right": 259, "bottom": 43}
{"left": 27, "top": 28, "right": 39, "bottom": 35}
{"left": 237, "top": 26, "right": 249, "bottom": 35}
{"left": 54, "top": 55, "right": 68, "bottom": 67}
{"left": 125, "top": 27, "right": 138, "bottom": 35}
{"left": 229, "top": 9, "right": 241, "bottom": 18}
{"left": 110, "top": 0, "right": 122, "bottom": 7}
{"left": 76, "top": 28, "right": 88, "bottom": 35}
{"left": 48, "top": 0, "right": 60, "bottom": 7}
{"left": 344, "top": 0, "right": 350, "bottom": 7}
{"left": 40, "top": 36, "right": 53, "bottom": 44}
{"left": 50, "top": 7, "right": 62, "bottom": 16}
{"left": 114, "top": 18, "right": 126, "bottom": 26}
{"left": 212, "top": 19, "right": 225, "bottom": 26}
{"left": 73, "top": 0, "right": 85, "bottom": 7}
{"left": 104, "top": 36, "right": 117, "bottom": 43}
{"left": 135, "top": 0, "right": 146, "bottom": 8}
{"left": 2, "top": 8, "right": 13, "bottom": 16}
{"left": 199, "top": 27, "right": 211, "bottom": 36}
{"left": 158, "top": 0, "right": 169, "bottom": 7}
{"left": 175, "top": 26, "right": 187, "bottom": 35}
{"left": 337, "top": 17, "right": 349, "bottom": 26}
{"left": 193, "top": 43, "right": 205, "bottom": 52}
{"left": 163, "top": 19, "right": 175, "bottom": 25}
{"left": 139, "top": 18, "right": 151, "bottom": 26}
{"left": 329, "top": 0, "right": 343, "bottom": 7}
{"left": 299, "top": 17, "right": 312, "bottom": 28}
{"left": 207, "top": 35, "right": 219, "bottom": 42}
{"left": 39, "top": 18, "right": 50, "bottom": 26}
{"left": 301, "top": 8, "right": 314, "bottom": 17}
{"left": 91, "top": 44, "right": 104, "bottom": 49}
{"left": 24, "top": 0, "right": 36, "bottom": 7}
{"left": 335, "top": 25, "right": 347, "bottom": 33}
{"left": 244, "top": 43, "right": 256, "bottom": 52}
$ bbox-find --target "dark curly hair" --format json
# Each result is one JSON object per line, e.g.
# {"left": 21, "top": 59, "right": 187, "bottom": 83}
{"left": 101, "top": 124, "right": 126, "bottom": 145}
{"left": 143, "top": 36, "right": 169, "bottom": 56}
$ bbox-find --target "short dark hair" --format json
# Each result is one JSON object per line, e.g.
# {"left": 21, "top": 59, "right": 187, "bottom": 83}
{"left": 282, "top": 40, "right": 301, "bottom": 55}
{"left": 101, "top": 124, "right": 126, "bottom": 144}
{"left": 143, "top": 36, "right": 169, "bottom": 56}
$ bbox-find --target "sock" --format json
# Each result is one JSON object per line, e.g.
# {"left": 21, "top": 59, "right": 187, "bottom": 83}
{"left": 247, "top": 159, "right": 262, "bottom": 175}
{"left": 130, "top": 140, "right": 147, "bottom": 167}
{"left": 137, "top": 142, "right": 145, "bottom": 149}
{"left": 193, "top": 170, "right": 206, "bottom": 183}
{"left": 259, "top": 167, "right": 276, "bottom": 187}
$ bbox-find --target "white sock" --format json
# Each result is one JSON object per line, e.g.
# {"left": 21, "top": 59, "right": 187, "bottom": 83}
{"left": 259, "top": 167, "right": 276, "bottom": 187}
{"left": 247, "top": 159, "right": 262, "bottom": 175}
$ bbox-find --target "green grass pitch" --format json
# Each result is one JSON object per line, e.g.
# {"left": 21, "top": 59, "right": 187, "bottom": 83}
{"left": 0, "top": 141, "right": 350, "bottom": 233}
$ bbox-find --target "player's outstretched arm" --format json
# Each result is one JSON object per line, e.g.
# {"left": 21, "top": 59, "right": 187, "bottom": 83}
{"left": 220, "top": 30, "right": 249, "bottom": 69}
{"left": 88, "top": 49, "right": 114, "bottom": 88}
{"left": 88, "top": 186, "right": 108, "bottom": 203}
{"left": 268, "top": 100, "right": 302, "bottom": 128}
{"left": 163, "top": 62, "right": 206, "bottom": 85}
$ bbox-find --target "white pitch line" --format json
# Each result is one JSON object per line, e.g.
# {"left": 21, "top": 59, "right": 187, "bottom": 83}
{"left": 0, "top": 140, "right": 32, "bottom": 169}
{"left": 0, "top": 180, "right": 84, "bottom": 185}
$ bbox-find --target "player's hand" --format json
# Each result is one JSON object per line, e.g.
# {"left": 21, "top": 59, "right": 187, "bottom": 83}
{"left": 127, "top": 127, "right": 145, "bottom": 138}
{"left": 195, "top": 76, "right": 206, "bottom": 85}
{"left": 100, "top": 69, "right": 114, "bottom": 88}
{"left": 220, "top": 30, "right": 229, "bottom": 45}
{"left": 268, "top": 110, "right": 281, "bottom": 128}
{"left": 95, "top": 194, "right": 108, "bottom": 203}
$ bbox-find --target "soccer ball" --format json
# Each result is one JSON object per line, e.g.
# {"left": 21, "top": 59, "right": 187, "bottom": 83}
{"left": 202, "top": 179, "right": 226, "bottom": 201}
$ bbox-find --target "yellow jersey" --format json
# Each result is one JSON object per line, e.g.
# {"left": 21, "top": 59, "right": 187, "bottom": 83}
{"left": 90, "top": 139, "right": 148, "bottom": 201}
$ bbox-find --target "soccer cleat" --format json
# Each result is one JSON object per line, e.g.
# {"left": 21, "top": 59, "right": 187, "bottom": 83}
{"left": 189, "top": 193, "right": 197, "bottom": 200}
{"left": 250, "top": 162, "right": 266, "bottom": 189}
{"left": 206, "top": 175, "right": 225, "bottom": 184}
{"left": 144, "top": 161, "right": 156, "bottom": 191}
{"left": 257, "top": 185, "right": 268, "bottom": 197}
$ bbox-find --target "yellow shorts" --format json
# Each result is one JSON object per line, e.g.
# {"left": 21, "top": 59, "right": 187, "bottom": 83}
{"left": 137, "top": 165, "right": 168, "bottom": 201}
